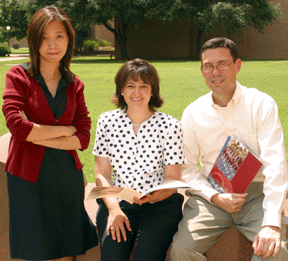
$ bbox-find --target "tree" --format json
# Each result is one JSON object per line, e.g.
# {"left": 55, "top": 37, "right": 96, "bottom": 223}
{"left": 20, "top": 0, "right": 96, "bottom": 51}
{"left": 89, "top": 0, "right": 177, "bottom": 60}
{"left": 2, "top": 0, "right": 281, "bottom": 60}
{"left": 0, "top": 0, "right": 28, "bottom": 42}
{"left": 89, "top": 0, "right": 281, "bottom": 59}
{"left": 0, "top": 0, "right": 96, "bottom": 50}
{"left": 89, "top": 0, "right": 142, "bottom": 59}
{"left": 59, "top": 0, "right": 96, "bottom": 51}
{"left": 161, "top": 0, "right": 282, "bottom": 58}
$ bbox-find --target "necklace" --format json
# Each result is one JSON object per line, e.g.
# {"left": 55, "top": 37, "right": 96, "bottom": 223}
{"left": 132, "top": 111, "right": 151, "bottom": 127}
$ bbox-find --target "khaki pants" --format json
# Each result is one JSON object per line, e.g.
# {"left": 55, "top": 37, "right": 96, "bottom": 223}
{"left": 171, "top": 182, "right": 288, "bottom": 261}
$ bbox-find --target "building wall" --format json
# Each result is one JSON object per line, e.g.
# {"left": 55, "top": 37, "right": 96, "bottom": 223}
{"left": 91, "top": 22, "right": 115, "bottom": 47}
{"left": 125, "top": 19, "right": 193, "bottom": 60}
{"left": 9, "top": 38, "right": 28, "bottom": 48}
{"left": 191, "top": 0, "right": 288, "bottom": 60}
{"left": 245, "top": 0, "right": 288, "bottom": 60}
{"left": 116, "top": 19, "right": 248, "bottom": 60}
{"left": 8, "top": 0, "right": 287, "bottom": 59}
{"left": 116, "top": 0, "right": 288, "bottom": 60}
{"left": 7, "top": 23, "right": 116, "bottom": 49}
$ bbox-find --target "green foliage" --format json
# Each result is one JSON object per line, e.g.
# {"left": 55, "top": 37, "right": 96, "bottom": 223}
{"left": 197, "top": 2, "right": 248, "bottom": 35}
{"left": 1, "top": 1, "right": 281, "bottom": 60}
{"left": 13, "top": 43, "right": 19, "bottom": 49}
{"left": 0, "top": 44, "right": 11, "bottom": 57}
{"left": 81, "top": 38, "right": 113, "bottom": 51}
{"left": 0, "top": 0, "right": 28, "bottom": 41}
{"left": 1, "top": 0, "right": 97, "bottom": 50}
{"left": 53, "top": 0, "right": 97, "bottom": 50}
{"left": 159, "top": 0, "right": 282, "bottom": 57}
{"left": 89, "top": 0, "right": 168, "bottom": 59}
{"left": 194, "top": 1, "right": 282, "bottom": 35}
{"left": 96, "top": 38, "right": 111, "bottom": 47}
{"left": 88, "top": 0, "right": 282, "bottom": 59}
{"left": 83, "top": 40, "right": 100, "bottom": 51}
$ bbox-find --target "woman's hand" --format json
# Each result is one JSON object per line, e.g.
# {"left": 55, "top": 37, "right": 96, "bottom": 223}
{"left": 134, "top": 164, "right": 181, "bottom": 205}
{"left": 19, "top": 108, "right": 79, "bottom": 149}
{"left": 19, "top": 110, "right": 77, "bottom": 137}
{"left": 63, "top": 125, "right": 77, "bottom": 137}
{"left": 95, "top": 157, "right": 132, "bottom": 242}
{"left": 106, "top": 208, "right": 132, "bottom": 242}
{"left": 133, "top": 188, "right": 176, "bottom": 204}
{"left": 19, "top": 110, "right": 28, "bottom": 121}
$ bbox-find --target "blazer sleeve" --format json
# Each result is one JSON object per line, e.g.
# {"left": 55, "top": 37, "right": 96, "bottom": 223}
{"left": 72, "top": 77, "right": 91, "bottom": 151}
{"left": 2, "top": 66, "right": 34, "bottom": 141}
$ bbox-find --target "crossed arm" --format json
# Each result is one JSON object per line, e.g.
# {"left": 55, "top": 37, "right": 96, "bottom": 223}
{"left": 19, "top": 110, "right": 81, "bottom": 150}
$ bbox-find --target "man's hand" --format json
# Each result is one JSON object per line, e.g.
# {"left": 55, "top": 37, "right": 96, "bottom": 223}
{"left": 252, "top": 226, "right": 281, "bottom": 259}
{"left": 106, "top": 208, "right": 132, "bottom": 243}
{"left": 211, "top": 193, "right": 248, "bottom": 213}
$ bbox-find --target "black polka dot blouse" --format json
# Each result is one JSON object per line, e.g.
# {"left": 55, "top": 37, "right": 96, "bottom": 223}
{"left": 93, "top": 109, "right": 185, "bottom": 195}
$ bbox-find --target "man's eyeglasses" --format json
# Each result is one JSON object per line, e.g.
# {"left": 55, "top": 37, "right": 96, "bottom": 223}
{"left": 202, "top": 61, "right": 233, "bottom": 73}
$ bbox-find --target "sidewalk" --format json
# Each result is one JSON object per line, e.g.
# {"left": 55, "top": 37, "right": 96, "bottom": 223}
{"left": 0, "top": 54, "right": 29, "bottom": 61}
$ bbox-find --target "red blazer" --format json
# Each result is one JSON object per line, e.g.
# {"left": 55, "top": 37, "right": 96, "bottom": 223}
{"left": 2, "top": 65, "right": 91, "bottom": 183}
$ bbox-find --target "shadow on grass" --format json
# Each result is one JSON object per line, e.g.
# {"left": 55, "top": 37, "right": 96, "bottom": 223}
{"left": 71, "top": 58, "right": 124, "bottom": 64}
{"left": 71, "top": 57, "right": 199, "bottom": 64}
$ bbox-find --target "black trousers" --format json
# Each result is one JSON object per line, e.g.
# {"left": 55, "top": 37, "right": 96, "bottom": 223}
{"left": 96, "top": 193, "right": 184, "bottom": 261}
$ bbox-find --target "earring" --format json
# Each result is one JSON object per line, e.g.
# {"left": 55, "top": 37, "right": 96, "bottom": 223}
{"left": 121, "top": 93, "right": 123, "bottom": 95}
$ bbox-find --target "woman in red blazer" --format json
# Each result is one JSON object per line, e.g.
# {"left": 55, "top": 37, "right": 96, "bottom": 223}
{"left": 2, "top": 6, "right": 98, "bottom": 261}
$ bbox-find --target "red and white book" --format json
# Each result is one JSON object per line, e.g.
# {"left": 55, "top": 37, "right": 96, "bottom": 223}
{"left": 207, "top": 136, "right": 262, "bottom": 194}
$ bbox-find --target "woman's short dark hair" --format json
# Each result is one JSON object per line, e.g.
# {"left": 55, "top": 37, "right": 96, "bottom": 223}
{"left": 27, "top": 5, "right": 75, "bottom": 82}
{"left": 200, "top": 37, "right": 239, "bottom": 62}
{"left": 112, "top": 58, "right": 164, "bottom": 110}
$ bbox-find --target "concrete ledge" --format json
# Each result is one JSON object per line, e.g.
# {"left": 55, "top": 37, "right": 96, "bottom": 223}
{"left": 0, "top": 162, "right": 11, "bottom": 261}
{"left": 82, "top": 185, "right": 255, "bottom": 261}
{"left": 80, "top": 184, "right": 288, "bottom": 261}
{"left": 0, "top": 133, "right": 11, "bottom": 163}
{"left": 1, "top": 173, "right": 288, "bottom": 261}
{"left": 1, "top": 133, "right": 287, "bottom": 261}
{"left": 204, "top": 225, "right": 253, "bottom": 260}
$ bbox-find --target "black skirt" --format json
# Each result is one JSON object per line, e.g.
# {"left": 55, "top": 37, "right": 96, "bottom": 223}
{"left": 7, "top": 148, "right": 98, "bottom": 260}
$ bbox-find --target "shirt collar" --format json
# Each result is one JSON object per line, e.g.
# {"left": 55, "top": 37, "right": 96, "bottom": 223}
{"left": 34, "top": 74, "right": 68, "bottom": 95}
{"left": 211, "top": 81, "right": 242, "bottom": 109}
{"left": 230, "top": 81, "right": 242, "bottom": 108}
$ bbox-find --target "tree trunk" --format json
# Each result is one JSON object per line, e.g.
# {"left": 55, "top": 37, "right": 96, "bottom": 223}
{"left": 103, "top": 19, "right": 129, "bottom": 60}
{"left": 196, "top": 29, "right": 203, "bottom": 60}
{"left": 118, "top": 37, "right": 129, "bottom": 60}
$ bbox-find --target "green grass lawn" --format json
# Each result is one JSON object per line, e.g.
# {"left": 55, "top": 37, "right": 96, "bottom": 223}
{"left": 10, "top": 47, "right": 29, "bottom": 54}
{"left": 0, "top": 57, "right": 287, "bottom": 182}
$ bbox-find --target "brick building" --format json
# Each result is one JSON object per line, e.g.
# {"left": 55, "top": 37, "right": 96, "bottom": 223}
{"left": 8, "top": 22, "right": 115, "bottom": 49}
{"left": 8, "top": 0, "right": 288, "bottom": 60}
{"left": 90, "top": 22, "right": 115, "bottom": 47}
{"left": 115, "top": 0, "right": 288, "bottom": 60}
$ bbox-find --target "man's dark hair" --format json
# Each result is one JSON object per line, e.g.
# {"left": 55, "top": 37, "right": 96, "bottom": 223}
{"left": 200, "top": 37, "right": 239, "bottom": 62}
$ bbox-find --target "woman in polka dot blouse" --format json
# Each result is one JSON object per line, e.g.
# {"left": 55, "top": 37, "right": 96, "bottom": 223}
{"left": 93, "top": 58, "right": 185, "bottom": 261}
